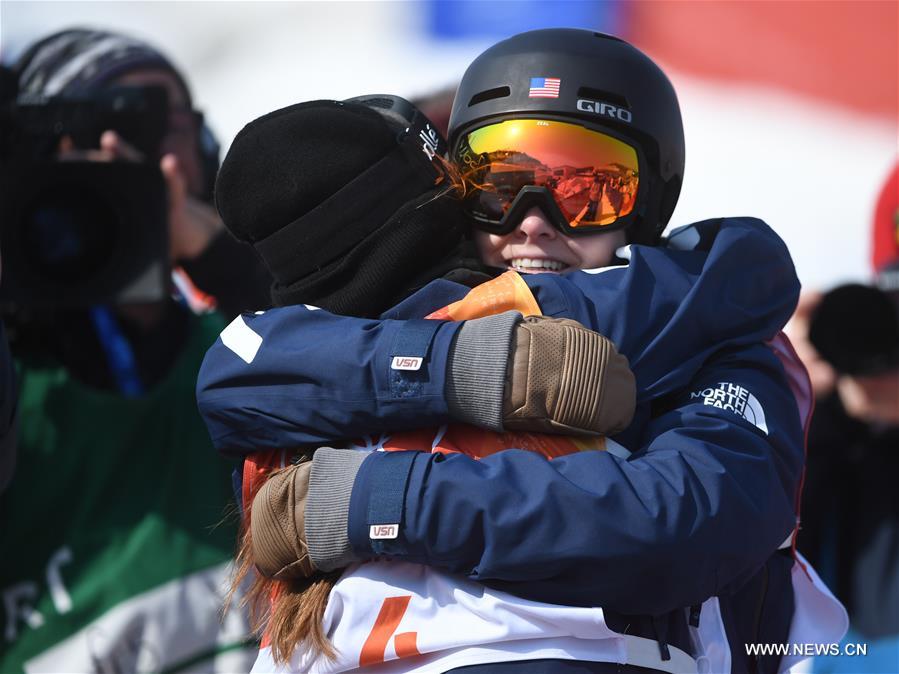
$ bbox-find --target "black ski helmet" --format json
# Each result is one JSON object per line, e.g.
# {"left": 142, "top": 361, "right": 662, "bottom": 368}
{"left": 448, "top": 29, "right": 684, "bottom": 245}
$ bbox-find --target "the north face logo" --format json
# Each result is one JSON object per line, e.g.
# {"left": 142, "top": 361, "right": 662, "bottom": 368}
{"left": 690, "top": 382, "right": 768, "bottom": 435}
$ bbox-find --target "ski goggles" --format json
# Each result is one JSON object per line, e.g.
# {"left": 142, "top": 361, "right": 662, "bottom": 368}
{"left": 453, "top": 118, "right": 640, "bottom": 235}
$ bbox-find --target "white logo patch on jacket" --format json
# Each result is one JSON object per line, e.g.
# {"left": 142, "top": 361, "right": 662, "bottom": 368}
{"left": 690, "top": 382, "right": 768, "bottom": 434}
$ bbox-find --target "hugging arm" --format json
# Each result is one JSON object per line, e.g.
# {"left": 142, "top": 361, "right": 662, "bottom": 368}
{"left": 317, "top": 341, "right": 804, "bottom": 614}
{"left": 526, "top": 218, "right": 799, "bottom": 397}
{"left": 198, "top": 217, "right": 799, "bottom": 454}
{"left": 198, "top": 305, "right": 633, "bottom": 455}
{"left": 197, "top": 309, "right": 464, "bottom": 455}
{"left": 231, "top": 216, "right": 805, "bottom": 612}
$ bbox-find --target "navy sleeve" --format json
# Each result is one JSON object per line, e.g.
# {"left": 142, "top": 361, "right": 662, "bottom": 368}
{"left": 524, "top": 217, "right": 800, "bottom": 403}
{"left": 346, "top": 342, "right": 804, "bottom": 614}
{"left": 197, "top": 217, "right": 799, "bottom": 461}
{"left": 196, "top": 306, "right": 461, "bottom": 455}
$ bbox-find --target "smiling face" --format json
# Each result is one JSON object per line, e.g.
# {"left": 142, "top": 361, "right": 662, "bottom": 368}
{"left": 473, "top": 206, "right": 627, "bottom": 273}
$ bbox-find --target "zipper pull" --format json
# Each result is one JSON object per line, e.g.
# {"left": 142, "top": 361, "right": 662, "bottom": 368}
{"left": 651, "top": 614, "right": 672, "bottom": 661}
{"left": 689, "top": 603, "right": 702, "bottom": 628}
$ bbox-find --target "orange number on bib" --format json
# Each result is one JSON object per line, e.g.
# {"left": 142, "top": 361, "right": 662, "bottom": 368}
{"left": 359, "top": 595, "right": 420, "bottom": 666}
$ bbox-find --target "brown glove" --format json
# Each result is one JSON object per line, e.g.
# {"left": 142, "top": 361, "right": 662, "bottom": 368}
{"left": 503, "top": 316, "right": 636, "bottom": 436}
{"left": 251, "top": 459, "right": 316, "bottom": 579}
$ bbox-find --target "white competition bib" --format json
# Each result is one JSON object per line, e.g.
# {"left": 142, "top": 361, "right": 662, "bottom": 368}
{"left": 252, "top": 554, "right": 846, "bottom": 674}
{"left": 253, "top": 561, "right": 696, "bottom": 674}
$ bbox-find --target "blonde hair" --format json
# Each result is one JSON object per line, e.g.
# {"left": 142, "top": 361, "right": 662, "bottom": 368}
{"left": 227, "top": 468, "right": 341, "bottom": 664}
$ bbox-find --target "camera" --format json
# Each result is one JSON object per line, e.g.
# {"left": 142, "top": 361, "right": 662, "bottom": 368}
{"left": 0, "top": 71, "right": 170, "bottom": 307}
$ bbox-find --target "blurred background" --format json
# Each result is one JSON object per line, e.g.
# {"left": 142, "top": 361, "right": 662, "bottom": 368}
{"left": 2, "top": 0, "right": 895, "bottom": 291}
{"left": 1, "top": 4, "right": 897, "bottom": 673}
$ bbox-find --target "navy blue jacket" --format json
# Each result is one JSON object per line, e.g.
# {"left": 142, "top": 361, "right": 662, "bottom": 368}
{"left": 197, "top": 217, "right": 804, "bottom": 672}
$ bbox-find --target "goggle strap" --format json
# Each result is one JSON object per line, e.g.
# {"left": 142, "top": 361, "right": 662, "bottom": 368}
{"left": 468, "top": 184, "right": 633, "bottom": 237}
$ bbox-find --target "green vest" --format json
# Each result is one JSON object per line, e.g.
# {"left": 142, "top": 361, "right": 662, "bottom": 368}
{"left": 0, "top": 313, "right": 256, "bottom": 673}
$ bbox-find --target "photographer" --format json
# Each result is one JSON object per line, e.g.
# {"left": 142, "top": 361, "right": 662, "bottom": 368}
{"left": 13, "top": 28, "right": 272, "bottom": 319}
{"left": 796, "top": 162, "right": 899, "bottom": 674}
{"left": 0, "top": 29, "right": 259, "bottom": 673}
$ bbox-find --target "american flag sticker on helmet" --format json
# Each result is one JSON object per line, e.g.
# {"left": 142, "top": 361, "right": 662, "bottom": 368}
{"left": 529, "top": 77, "right": 561, "bottom": 98}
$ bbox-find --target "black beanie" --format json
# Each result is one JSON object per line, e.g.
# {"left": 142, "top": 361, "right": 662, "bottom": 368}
{"left": 809, "top": 283, "right": 899, "bottom": 376}
{"left": 16, "top": 28, "right": 192, "bottom": 103}
{"left": 215, "top": 99, "right": 485, "bottom": 317}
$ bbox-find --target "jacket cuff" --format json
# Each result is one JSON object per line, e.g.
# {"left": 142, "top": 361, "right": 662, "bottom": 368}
{"left": 306, "top": 447, "right": 369, "bottom": 571}
{"left": 347, "top": 450, "right": 420, "bottom": 558}
{"left": 446, "top": 310, "right": 522, "bottom": 431}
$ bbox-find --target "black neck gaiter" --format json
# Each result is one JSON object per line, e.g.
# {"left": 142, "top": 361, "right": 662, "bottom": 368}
{"left": 272, "top": 190, "right": 488, "bottom": 318}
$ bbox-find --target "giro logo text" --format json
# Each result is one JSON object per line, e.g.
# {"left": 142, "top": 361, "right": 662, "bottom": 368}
{"left": 370, "top": 524, "right": 399, "bottom": 540}
{"left": 577, "top": 99, "right": 633, "bottom": 123}
{"left": 392, "top": 356, "right": 423, "bottom": 371}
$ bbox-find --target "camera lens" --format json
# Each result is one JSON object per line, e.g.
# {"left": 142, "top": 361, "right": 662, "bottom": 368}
{"left": 20, "top": 181, "right": 117, "bottom": 284}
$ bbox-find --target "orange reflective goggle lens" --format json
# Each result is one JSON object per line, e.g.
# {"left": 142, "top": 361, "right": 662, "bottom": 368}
{"left": 455, "top": 119, "right": 640, "bottom": 231}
